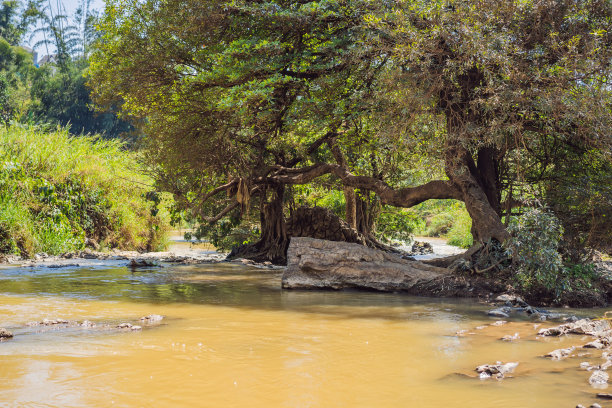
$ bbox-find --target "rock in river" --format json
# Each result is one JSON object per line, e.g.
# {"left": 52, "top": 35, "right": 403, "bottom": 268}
{"left": 281, "top": 237, "right": 450, "bottom": 292}
{"left": 589, "top": 370, "right": 609, "bottom": 388}
{"left": 475, "top": 362, "right": 519, "bottom": 379}
{"left": 487, "top": 308, "right": 511, "bottom": 318}
{"left": 0, "top": 328, "right": 13, "bottom": 339}
{"left": 545, "top": 347, "right": 575, "bottom": 360}
{"left": 140, "top": 314, "right": 164, "bottom": 323}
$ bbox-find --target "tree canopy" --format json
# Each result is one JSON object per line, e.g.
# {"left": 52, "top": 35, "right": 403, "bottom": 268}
{"left": 89, "top": 0, "right": 612, "bottom": 263}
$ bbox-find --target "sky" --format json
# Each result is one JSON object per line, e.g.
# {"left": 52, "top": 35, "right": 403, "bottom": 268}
{"left": 24, "top": 0, "right": 106, "bottom": 53}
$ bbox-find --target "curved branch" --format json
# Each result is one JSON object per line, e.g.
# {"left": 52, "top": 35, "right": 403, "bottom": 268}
{"left": 265, "top": 164, "right": 462, "bottom": 208}
{"left": 203, "top": 201, "right": 240, "bottom": 224}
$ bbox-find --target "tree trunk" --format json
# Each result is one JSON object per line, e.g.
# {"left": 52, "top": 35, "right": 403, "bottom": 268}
{"left": 226, "top": 185, "right": 289, "bottom": 264}
{"left": 344, "top": 187, "right": 357, "bottom": 229}
{"left": 445, "top": 143, "right": 509, "bottom": 244}
{"left": 476, "top": 147, "right": 502, "bottom": 216}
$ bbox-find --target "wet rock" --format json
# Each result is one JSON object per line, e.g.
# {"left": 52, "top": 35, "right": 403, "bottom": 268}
{"left": 80, "top": 320, "right": 96, "bottom": 328}
{"left": 545, "top": 346, "right": 575, "bottom": 360}
{"left": 539, "top": 319, "right": 611, "bottom": 337}
{"left": 46, "top": 263, "right": 80, "bottom": 269}
{"left": 487, "top": 308, "right": 510, "bottom": 318}
{"left": 492, "top": 320, "right": 507, "bottom": 326}
{"left": 475, "top": 362, "right": 519, "bottom": 379}
{"left": 590, "top": 404, "right": 602, "bottom": 408}
{"left": 584, "top": 338, "right": 610, "bottom": 350}
{"left": 117, "top": 323, "right": 142, "bottom": 330}
{"left": 589, "top": 370, "right": 609, "bottom": 387}
{"left": 140, "top": 314, "right": 164, "bottom": 323}
{"left": 0, "top": 328, "right": 13, "bottom": 339}
{"left": 26, "top": 318, "right": 71, "bottom": 326}
{"left": 129, "top": 259, "right": 161, "bottom": 267}
{"left": 596, "top": 393, "right": 612, "bottom": 400}
{"left": 501, "top": 333, "right": 520, "bottom": 341}
{"left": 581, "top": 362, "right": 595, "bottom": 371}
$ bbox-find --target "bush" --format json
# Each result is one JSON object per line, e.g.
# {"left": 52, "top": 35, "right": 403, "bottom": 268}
{"left": 0, "top": 124, "right": 170, "bottom": 256}
{"left": 507, "top": 208, "right": 597, "bottom": 300}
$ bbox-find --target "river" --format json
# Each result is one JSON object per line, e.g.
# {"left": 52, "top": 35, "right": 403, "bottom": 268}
{"left": 0, "top": 250, "right": 608, "bottom": 407}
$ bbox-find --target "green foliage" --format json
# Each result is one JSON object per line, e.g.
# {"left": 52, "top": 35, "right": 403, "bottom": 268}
{"left": 186, "top": 215, "right": 260, "bottom": 252}
{"left": 374, "top": 207, "right": 421, "bottom": 244}
{"left": 29, "top": 62, "right": 134, "bottom": 138}
{"left": 0, "top": 124, "right": 170, "bottom": 256}
{"left": 542, "top": 149, "right": 612, "bottom": 259}
{"left": 508, "top": 208, "right": 596, "bottom": 300}
{"left": 413, "top": 200, "right": 473, "bottom": 248}
{"left": 446, "top": 210, "right": 474, "bottom": 249}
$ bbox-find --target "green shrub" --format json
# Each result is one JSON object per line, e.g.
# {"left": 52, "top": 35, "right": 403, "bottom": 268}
{"left": 507, "top": 208, "right": 597, "bottom": 300}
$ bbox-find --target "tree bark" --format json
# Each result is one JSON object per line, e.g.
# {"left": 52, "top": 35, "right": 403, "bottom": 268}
{"left": 226, "top": 185, "right": 289, "bottom": 264}
{"left": 444, "top": 143, "right": 510, "bottom": 243}
{"left": 344, "top": 187, "right": 357, "bottom": 229}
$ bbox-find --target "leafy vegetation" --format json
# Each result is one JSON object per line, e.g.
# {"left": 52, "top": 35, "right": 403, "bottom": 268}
{"left": 508, "top": 208, "right": 598, "bottom": 301}
{"left": 0, "top": 124, "right": 169, "bottom": 257}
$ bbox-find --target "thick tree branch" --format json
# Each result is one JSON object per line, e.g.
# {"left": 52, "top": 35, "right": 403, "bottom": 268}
{"left": 264, "top": 164, "right": 462, "bottom": 208}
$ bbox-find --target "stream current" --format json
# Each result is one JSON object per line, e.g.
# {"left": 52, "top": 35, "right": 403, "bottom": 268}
{"left": 0, "top": 252, "right": 609, "bottom": 407}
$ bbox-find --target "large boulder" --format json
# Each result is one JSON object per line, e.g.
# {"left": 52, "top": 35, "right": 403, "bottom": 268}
{"left": 282, "top": 237, "right": 450, "bottom": 292}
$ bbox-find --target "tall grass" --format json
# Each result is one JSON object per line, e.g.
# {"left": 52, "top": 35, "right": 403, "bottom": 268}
{"left": 0, "top": 124, "right": 169, "bottom": 256}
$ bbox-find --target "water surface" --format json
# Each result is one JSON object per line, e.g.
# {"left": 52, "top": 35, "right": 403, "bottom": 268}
{"left": 0, "top": 261, "right": 607, "bottom": 407}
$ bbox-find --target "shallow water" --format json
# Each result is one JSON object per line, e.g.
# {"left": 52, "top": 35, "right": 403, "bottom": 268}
{"left": 0, "top": 261, "right": 608, "bottom": 408}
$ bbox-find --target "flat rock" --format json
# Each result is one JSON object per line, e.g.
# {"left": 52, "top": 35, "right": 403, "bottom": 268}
{"left": 487, "top": 308, "right": 510, "bottom": 318}
{"left": 281, "top": 237, "right": 450, "bottom": 292}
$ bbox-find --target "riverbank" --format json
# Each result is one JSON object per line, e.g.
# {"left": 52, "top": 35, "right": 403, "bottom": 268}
{"left": 0, "top": 125, "right": 170, "bottom": 260}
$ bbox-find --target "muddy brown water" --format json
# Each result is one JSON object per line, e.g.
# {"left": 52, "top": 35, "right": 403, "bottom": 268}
{"left": 0, "top": 261, "right": 609, "bottom": 407}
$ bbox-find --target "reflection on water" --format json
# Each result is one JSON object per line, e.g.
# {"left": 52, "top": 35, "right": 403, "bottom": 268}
{"left": 0, "top": 262, "right": 607, "bottom": 408}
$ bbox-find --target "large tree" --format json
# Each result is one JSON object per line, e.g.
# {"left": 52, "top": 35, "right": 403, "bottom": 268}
{"left": 90, "top": 0, "right": 612, "bottom": 263}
